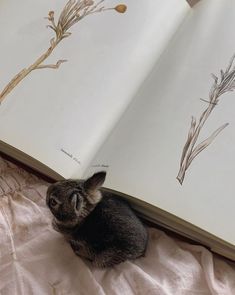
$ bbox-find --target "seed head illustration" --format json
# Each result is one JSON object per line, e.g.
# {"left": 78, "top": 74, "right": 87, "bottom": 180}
{"left": 0, "top": 0, "right": 127, "bottom": 105}
{"left": 177, "top": 54, "right": 235, "bottom": 184}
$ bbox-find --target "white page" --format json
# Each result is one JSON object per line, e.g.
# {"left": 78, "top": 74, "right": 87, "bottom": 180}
{"left": 88, "top": 0, "right": 235, "bottom": 245}
{"left": 0, "top": 0, "right": 189, "bottom": 178}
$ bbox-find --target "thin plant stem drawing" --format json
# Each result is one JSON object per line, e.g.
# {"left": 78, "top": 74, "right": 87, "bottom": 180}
{"left": 177, "top": 54, "right": 235, "bottom": 185}
{"left": 0, "top": 0, "right": 127, "bottom": 104}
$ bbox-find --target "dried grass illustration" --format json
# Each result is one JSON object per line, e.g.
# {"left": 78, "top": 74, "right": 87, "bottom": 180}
{"left": 0, "top": 0, "right": 127, "bottom": 104}
{"left": 177, "top": 54, "right": 235, "bottom": 185}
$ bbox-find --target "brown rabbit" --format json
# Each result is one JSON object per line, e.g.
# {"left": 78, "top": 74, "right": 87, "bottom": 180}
{"left": 46, "top": 171, "right": 148, "bottom": 268}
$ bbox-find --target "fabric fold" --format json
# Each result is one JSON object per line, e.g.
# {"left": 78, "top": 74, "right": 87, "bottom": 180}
{"left": 0, "top": 156, "right": 234, "bottom": 295}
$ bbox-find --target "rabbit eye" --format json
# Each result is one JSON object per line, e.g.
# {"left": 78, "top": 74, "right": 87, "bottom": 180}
{"left": 50, "top": 198, "right": 58, "bottom": 207}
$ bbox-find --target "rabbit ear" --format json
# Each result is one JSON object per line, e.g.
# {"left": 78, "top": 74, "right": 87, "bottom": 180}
{"left": 84, "top": 171, "right": 106, "bottom": 193}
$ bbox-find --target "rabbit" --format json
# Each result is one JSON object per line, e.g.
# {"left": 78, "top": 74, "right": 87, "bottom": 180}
{"left": 46, "top": 171, "right": 148, "bottom": 268}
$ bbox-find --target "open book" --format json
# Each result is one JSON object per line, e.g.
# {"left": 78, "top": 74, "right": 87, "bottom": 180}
{"left": 1, "top": 0, "right": 235, "bottom": 260}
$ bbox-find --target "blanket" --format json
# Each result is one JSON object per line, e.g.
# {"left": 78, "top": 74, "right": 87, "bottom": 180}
{"left": 0, "top": 156, "right": 234, "bottom": 295}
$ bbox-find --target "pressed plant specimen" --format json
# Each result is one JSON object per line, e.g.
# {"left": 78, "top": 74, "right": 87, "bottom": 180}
{"left": 177, "top": 54, "right": 235, "bottom": 185}
{"left": 0, "top": 0, "right": 127, "bottom": 104}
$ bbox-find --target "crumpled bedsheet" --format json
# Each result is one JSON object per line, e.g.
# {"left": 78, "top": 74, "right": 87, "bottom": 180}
{"left": 0, "top": 156, "right": 235, "bottom": 295}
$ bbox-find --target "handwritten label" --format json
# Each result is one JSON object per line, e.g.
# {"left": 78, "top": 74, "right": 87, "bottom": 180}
{"left": 91, "top": 164, "right": 109, "bottom": 168}
{"left": 60, "top": 148, "right": 81, "bottom": 165}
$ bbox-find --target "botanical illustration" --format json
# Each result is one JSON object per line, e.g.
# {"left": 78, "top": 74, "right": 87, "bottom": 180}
{"left": 177, "top": 54, "right": 235, "bottom": 185}
{"left": 0, "top": 0, "right": 127, "bottom": 104}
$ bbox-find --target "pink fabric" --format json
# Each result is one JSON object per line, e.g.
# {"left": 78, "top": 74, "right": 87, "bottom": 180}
{"left": 0, "top": 156, "right": 235, "bottom": 294}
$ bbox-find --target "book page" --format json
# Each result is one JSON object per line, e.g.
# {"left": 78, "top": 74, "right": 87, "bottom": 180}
{"left": 87, "top": 0, "right": 235, "bottom": 245}
{"left": 0, "top": 0, "right": 189, "bottom": 178}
